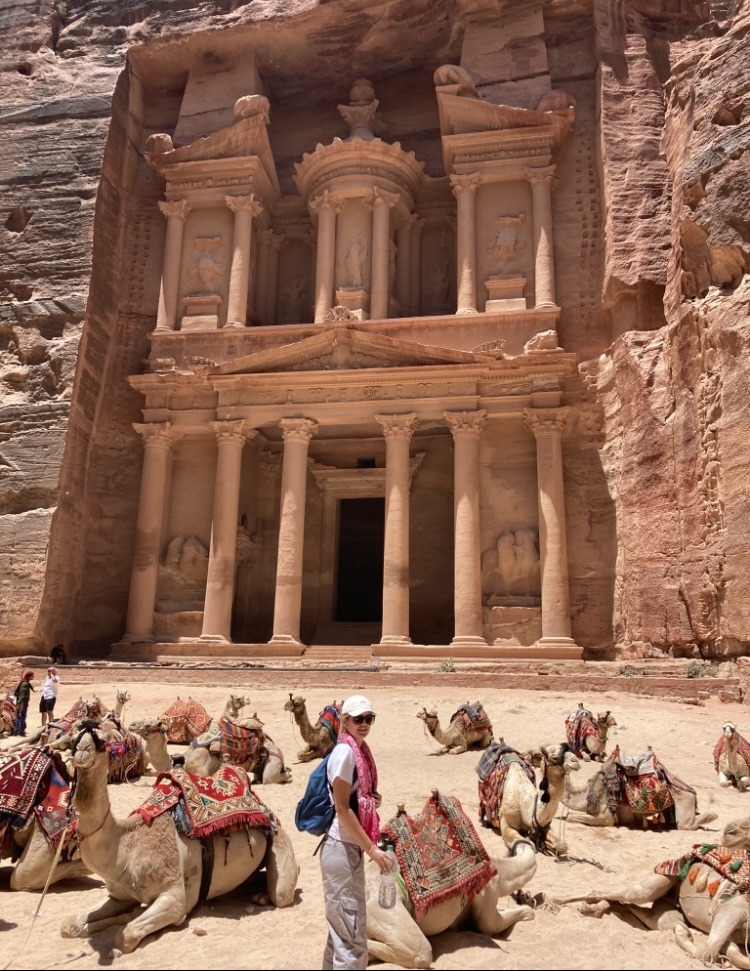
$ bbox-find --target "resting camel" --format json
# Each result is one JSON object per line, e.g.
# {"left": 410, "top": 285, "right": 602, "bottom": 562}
{"left": 714, "top": 722, "right": 750, "bottom": 791}
{"left": 478, "top": 742, "right": 580, "bottom": 854}
{"left": 60, "top": 721, "right": 299, "bottom": 953}
{"left": 159, "top": 694, "right": 247, "bottom": 744}
{"left": 7, "top": 696, "right": 104, "bottom": 751}
{"left": 283, "top": 694, "right": 339, "bottom": 762}
{"left": 561, "top": 747, "right": 718, "bottom": 830}
{"left": 1, "top": 694, "right": 17, "bottom": 736}
{"left": 564, "top": 703, "right": 616, "bottom": 761}
{"left": 183, "top": 715, "right": 291, "bottom": 784}
{"left": 555, "top": 815, "right": 750, "bottom": 969}
{"left": 417, "top": 702, "right": 493, "bottom": 755}
{"left": 126, "top": 720, "right": 172, "bottom": 775}
{"left": 0, "top": 749, "right": 88, "bottom": 890}
{"left": 367, "top": 794, "right": 536, "bottom": 969}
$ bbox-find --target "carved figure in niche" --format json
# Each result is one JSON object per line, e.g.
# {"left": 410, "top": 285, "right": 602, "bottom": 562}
{"left": 344, "top": 238, "right": 366, "bottom": 288}
{"left": 489, "top": 528, "right": 540, "bottom": 599}
{"left": 487, "top": 214, "right": 525, "bottom": 272}
{"left": 188, "top": 237, "right": 223, "bottom": 291}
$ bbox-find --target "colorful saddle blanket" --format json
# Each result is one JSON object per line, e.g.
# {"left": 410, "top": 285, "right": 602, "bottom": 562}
{"left": 161, "top": 698, "right": 212, "bottom": 743}
{"left": 381, "top": 794, "right": 496, "bottom": 922}
{"left": 107, "top": 731, "right": 145, "bottom": 784}
{"left": 713, "top": 733, "right": 750, "bottom": 775}
{"left": 565, "top": 707, "right": 597, "bottom": 756}
{"left": 611, "top": 747, "right": 691, "bottom": 817}
{"left": 2, "top": 694, "right": 17, "bottom": 725}
{"left": 317, "top": 704, "right": 341, "bottom": 744}
{"left": 476, "top": 744, "right": 536, "bottom": 828}
{"left": 218, "top": 716, "right": 265, "bottom": 767}
{"left": 33, "top": 760, "right": 78, "bottom": 850}
{"left": 656, "top": 843, "right": 750, "bottom": 895}
{"left": 450, "top": 702, "right": 492, "bottom": 735}
{"left": 132, "top": 765, "right": 275, "bottom": 838}
{"left": 0, "top": 748, "right": 53, "bottom": 823}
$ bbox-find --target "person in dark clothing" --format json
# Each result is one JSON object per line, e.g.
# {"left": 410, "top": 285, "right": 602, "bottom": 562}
{"left": 12, "top": 671, "right": 35, "bottom": 736}
{"left": 49, "top": 644, "right": 66, "bottom": 666}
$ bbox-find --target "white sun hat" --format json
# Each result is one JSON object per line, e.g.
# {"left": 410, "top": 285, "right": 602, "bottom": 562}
{"left": 342, "top": 695, "right": 374, "bottom": 717}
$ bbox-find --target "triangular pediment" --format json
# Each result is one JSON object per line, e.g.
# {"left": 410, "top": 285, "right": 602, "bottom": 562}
{"left": 212, "top": 323, "right": 490, "bottom": 376}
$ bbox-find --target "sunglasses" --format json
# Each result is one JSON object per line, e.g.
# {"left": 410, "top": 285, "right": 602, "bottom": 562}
{"left": 351, "top": 713, "right": 376, "bottom": 725}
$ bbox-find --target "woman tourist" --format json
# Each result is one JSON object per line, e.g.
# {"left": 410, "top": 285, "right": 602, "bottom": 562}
{"left": 39, "top": 665, "right": 60, "bottom": 728}
{"left": 320, "top": 694, "right": 393, "bottom": 970}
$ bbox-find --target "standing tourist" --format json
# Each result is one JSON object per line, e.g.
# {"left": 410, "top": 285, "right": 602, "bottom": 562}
{"left": 39, "top": 665, "right": 61, "bottom": 728}
{"left": 319, "top": 694, "right": 393, "bottom": 970}
{"left": 12, "top": 670, "right": 34, "bottom": 736}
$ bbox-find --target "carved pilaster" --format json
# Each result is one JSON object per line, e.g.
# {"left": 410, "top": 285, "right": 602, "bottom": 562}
{"left": 156, "top": 200, "right": 190, "bottom": 331}
{"left": 310, "top": 191, "right": 343, "bottom": 322}
{"left": 449, "top": 173, "right": 482, "bottom": 316}
{"left": 224, "top": 194, "right": 263, "bottom": 328}
{"left": 523, "top": 166, "right": 558, "bottom": 310}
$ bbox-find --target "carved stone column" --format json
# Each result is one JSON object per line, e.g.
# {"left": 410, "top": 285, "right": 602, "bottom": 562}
{"left": 201, "top": 422, "right": 254, "bottom": 641}
{"left": 409, "top": 215, "right": 424, "bottom": 316}
{"left": 123, "top": 423, "right": 174, "bottom": 641}
{"left": 395, "top": 216, "right": 412, "bottom": 314}
{"left": 225, "top": 194, "right": 263, "bottom": 328}
{"left": 311, "top": 191, "right": 341, "bottom": 323}
{"left": 524, "top": 407, "right": 576, "bottom": 647}
{"left": 445, "top": 411, "right": 487, "bottom": 646}
{"left": 270, "top": 418, "right": 318, "bottom": 645}
{"left": 524, "top": 165, "right": 558, "bottom": 309}
{"left": 450, "top": 173, "right": 482, "bottom": 316}
{"left": 156, "top": 200, "right": 189, "bottom": 331}
{"left": 369, "top": 187, "right": 398, "bottom": 320}
{"left": 376, "top": 413, "right": 417, "bottom": 645}
{"left": 257, "top": 229, "right": 284, "bottom": 324}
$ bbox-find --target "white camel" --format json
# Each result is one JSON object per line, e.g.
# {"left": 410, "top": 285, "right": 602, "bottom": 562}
{"left": 714, "top": 723, "right": 750, "bottom": 791}
{"left": 60, "top": 721, "right": 299, "bottom": 953}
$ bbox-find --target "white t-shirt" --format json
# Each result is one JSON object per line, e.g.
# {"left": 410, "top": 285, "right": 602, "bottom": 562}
{"left": 326, "top": 742, "right": 359, "bottom": 844}
{"left": 41, "top": 675, "right": 60, "bottom": 701}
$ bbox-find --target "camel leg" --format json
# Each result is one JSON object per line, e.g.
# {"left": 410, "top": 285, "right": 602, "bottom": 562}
{"left": 115, "top": 890, "right": 187, "bottom": 953}
{"left": 555, "top": 874, "right": 677, "bottom": 908}
{"left": 674, "top": 897, "right": 750, "bottom": 967}
{"left": 367, "top": 899, "right": 432, "bottom": 970}
{"left": 470, "top": 887, "right": 534, "bottom": 935}
{"left": 566, "top": 810, "right": 616, "bottom": 827}
{"left": 449, "top": 744, "right": 468, "bottom": 755}
{"left": 61, "top": 895, "right": 141, "bottom": 939}
{"left": 719, "top": 771, "right": 734, "bottom": 787}
{"left": 499, "top": 816, "right": 527, "bottom": 849}
{"left": 262, "top": 826, "right": 298, "bottom": 908}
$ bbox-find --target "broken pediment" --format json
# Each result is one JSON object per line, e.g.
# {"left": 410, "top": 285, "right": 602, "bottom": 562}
{"left": 211, "top": 322, "right": 491, "bottom": 375}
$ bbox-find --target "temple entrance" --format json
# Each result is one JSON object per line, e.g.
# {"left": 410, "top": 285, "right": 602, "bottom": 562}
{"left": 334, "top": 497, "right": 385, "bottom": 622}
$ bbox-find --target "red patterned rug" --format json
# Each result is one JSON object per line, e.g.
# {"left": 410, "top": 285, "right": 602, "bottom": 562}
{"left": 0, "top": 749, "right": 53, "bottom": 822}
{"left": 477, "top": 745, "right": 536, "bottom": 829}
{"left": 107, "top": 731, "right": 145, "bottom": 783}
{"left": 161, "top": 698, "right": 212, "bottom": 743}
{"left": 656, "top": 843, "right": 750, "bottom": 894}
{"left": 33, "top": 758, "right": 78, "bottom": 849}
{"left": 131, "top": 765, "right": 275, "bottom": 837}
{"left": 2, "top": 694, "right": 17, "bottom": 725}
{"left": 621, "top": 771, "right": 674, "bottom": 815}
{"left": 565, "top": 707, "right": 597, "bottom": 756}
{"left": 450, "top": 703, "right": 492, "bottom": 735}
{"left": 218, "top": 717, "right": 265, "bottom": 766}
{"left": 381, "top": 793, "right": 496, "bottom": 921}
{"left": 316, "top": 704, "right": 341, "bottom": 745}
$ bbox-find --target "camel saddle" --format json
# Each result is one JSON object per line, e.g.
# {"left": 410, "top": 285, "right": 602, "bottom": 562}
{"left": 713, "top": 733, "right": 750, "bottom": 773}
{"left": 610, "top": 746, "right": 693, "bottom": 816}
{"left": 450, "top": 702, "right": 492, "bottom": 735}
{"left": 0, "top": 748, "right": 77, "bottom": 854}
{"left": 161, "top": 698, "right": 212, "bottom": 743}
{"left": 316, "top": 703, "right": 342, "bottom": 744}
{"left": 2, "top": 694, "right": 17, "bottom": 724}
{"left": 656, "top": 843, "right": 750, "bottom": 895}
{"left": 217, "top": 716, "right": 266, "bottom": 767}
{"left": 565, "top": 707, "right": 597, "bottom": 756}
{"left": 476, "top": 744, "right": 536, "bottom": 829}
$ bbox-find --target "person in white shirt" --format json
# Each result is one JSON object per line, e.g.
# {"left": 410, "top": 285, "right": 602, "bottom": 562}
{"left": 39, "top": 665, "right": 61, "bottom": 727}
{"left": 319, "top": 694, "right": 393, "bottom": 970}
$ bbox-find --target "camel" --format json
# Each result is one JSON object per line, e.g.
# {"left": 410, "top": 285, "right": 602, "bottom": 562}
{"left": 478, "top": 742, "right": 580, "bottom": 854}
{"left": 416, "top": 702, "right": 493, "bottom": 755}
{"left": 714, "top": 722, "right": 750, "bottom": 791}
{"left": 555, "top": 815, "right": 750, "bottom": 969}
{"left": 564, "top": 703, "right": 616, "bottom": 761}
{"left": 7, "top": 696, "right": 104, "bottom": 751}
{"left": 561, "top": 747, "right": 718, "bottom": 830}
{"left": 182, "top": 715, "right": 291, "bottom": 784}
{"left": 0, "top": 748, "right": 88, "bottom": 890}
{"left": 60, "top": 721, "right": 299, "bottom": 953}
{"left": 366, "top": 793, "right": 536, "bottom": 969}
{"left": 126, "top": 720, "right": 172, "bottom": 775}
{"left": 1, "top": 693, "right": 17, "bottom": 736}
{"left": 160, "top": 693, "right": 247, "bottom": 744}
{"left": 283, "top": 694, "right": 340, "bottom": 762}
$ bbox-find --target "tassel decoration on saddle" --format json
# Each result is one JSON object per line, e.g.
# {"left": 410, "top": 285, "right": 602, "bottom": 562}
{"left": 539, "top": 775, "right": 550, "bottom": 804}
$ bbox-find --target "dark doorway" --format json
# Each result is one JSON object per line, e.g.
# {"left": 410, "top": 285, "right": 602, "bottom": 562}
{"left": 335, "top": 498, "right": 384, "bottom": 622}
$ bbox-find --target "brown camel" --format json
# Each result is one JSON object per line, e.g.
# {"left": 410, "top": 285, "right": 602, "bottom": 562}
{"left": 564, "top": 702, "right": 616, "bottom": 761}
{"left": 417, "top": 702, "right": 493, "bottom": 755}
{"left": 126, "top": 719, "right": 172, "bottom": 775}
{"left": 183, "top": 714, "right": 291, "bottom": 784}
{"left": 60, "top": 722, "right": 299, "bottom": 953}
{"left": 283, "top": 694, "right": 339, "bottom": 762}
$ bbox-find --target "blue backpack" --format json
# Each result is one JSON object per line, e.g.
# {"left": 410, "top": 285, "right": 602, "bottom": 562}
{"left": 295, "top": 749, "right": 357, "bottom": 841}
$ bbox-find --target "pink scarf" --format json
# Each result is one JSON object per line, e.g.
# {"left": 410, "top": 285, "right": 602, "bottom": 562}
{"left": 338, "top": 731, "right": 380, "bottom": 844}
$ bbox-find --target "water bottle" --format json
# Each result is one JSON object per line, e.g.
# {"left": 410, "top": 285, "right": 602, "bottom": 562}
{"left": 377, "top": 845, "right": 398, "bottom": 909}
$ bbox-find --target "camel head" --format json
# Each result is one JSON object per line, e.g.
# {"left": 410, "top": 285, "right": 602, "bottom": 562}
{"left": 722, "top": 816, "right": 750, "bottom": 849}
{"left": 284, "top": 694, "right": 305, "bottom": 714}
{"left": 723, "top": 722, "right": 738, "bottom": 739}
{"left": 69, "top": 720, "right": 110, "bottom": 771}
{"left": 228, "top": 694, "right": 247, "bottom": 715}
{"left": 416, "top": 708, "right": 438, "bottom": 725}
{"left": 128, "top": 718, "right": 168, "bottom": 739}
{"left": 596, "top": 711, "right": 617, "bottom": 729}
{"left": 115, "top": 688, "right": 131, "bottom": 706}
{"left": 541, "top": 742, "right": 580, "bottom": 775}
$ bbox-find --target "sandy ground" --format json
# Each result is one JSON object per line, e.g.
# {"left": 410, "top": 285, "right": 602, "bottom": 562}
{"left": 1, "top": 671, "right": 747, "bottom": 971}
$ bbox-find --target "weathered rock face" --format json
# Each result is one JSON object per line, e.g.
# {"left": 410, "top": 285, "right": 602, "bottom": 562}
{"left": 0, "top": 0, "right": 747, "bottom": 659}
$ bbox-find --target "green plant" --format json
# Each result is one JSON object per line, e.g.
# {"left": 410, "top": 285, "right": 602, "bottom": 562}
{"left": 438, "top": 658, "right": 455, "bottom": 673}
{"left": 686, "top": 660, "right": 720, "bottom": 679}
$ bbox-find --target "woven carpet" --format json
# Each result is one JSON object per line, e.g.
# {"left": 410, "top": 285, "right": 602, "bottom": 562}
{"left": 0, "top": 748, "right": 53, "bottom": 823}
{"left": 161, "top": 698, "right": 212, "bottom": 743}
{"left": 713, "top": 733, "right": 750, "bottom": 774}
{"left": 317, "top": 704, "right": 341, "bottom": 744}
{"left": 33, "top": 757, "right": 77, "bottom": 849}
{"left": 132, "top": 765, "right": 275, "bottom": 837}
{"left": 476, "top": 744, "right": 536, "bottom": 829}
{"left": 656, "top": 843, "right": 750, "bottom": 894}
{"left": 620, "top": 770, "right": 674, "bottom": 815}
{"left": 565, "top": 707, "right": 597, "bottom": 756}
{"left": 2, "top": 694, "right": 17, "bottom": 725}
{"left": 107, "top": 731, "right": 145, "bottom": 783}
{"left": 450, "top": 702, "right": 492, "bottom": 735}
{"left": 218, "top": 716, "right": 265, "bottom": 766}
{"left": 381, "top": 793, "right": 496, "bottom": 921}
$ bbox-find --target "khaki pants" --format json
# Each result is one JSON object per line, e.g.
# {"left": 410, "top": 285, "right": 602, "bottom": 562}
{"left": 319, "top": 836, "right": 367, "bottom": 970}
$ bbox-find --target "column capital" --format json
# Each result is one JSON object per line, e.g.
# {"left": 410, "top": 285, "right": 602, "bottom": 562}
{"left": 309, "top": 190, "right": 343, "bottom": 215}
{"left": 368, "top": 186, "right": 399, "bottom": 211}
{"left": 211, "top": 420, "right": 256, "bottom": 446}
{"left": 280, "top": 417, "right": 318, "bottom": 444}
{"left": 524, "top": 164, "right": 557, "bottom": 187}
{"left": 524, "top": 407, "right": 569, "bottom": 438}
{"left": 449, "top": 172, "right": 482, "bottom": 196}
{"left": 133, "top": 422, "right": 174, "bottom": 448}
{"left": 444, "top": 410, "right": 487, "bottom": 439}
{"left": 225, "top": 193, "right": 264, "bottom": 218}
{"left": 375, "top": 413, "right": 418, "bottom": 440}
{"left": 157, "top": 199, "right": 189, "bottom": 221}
